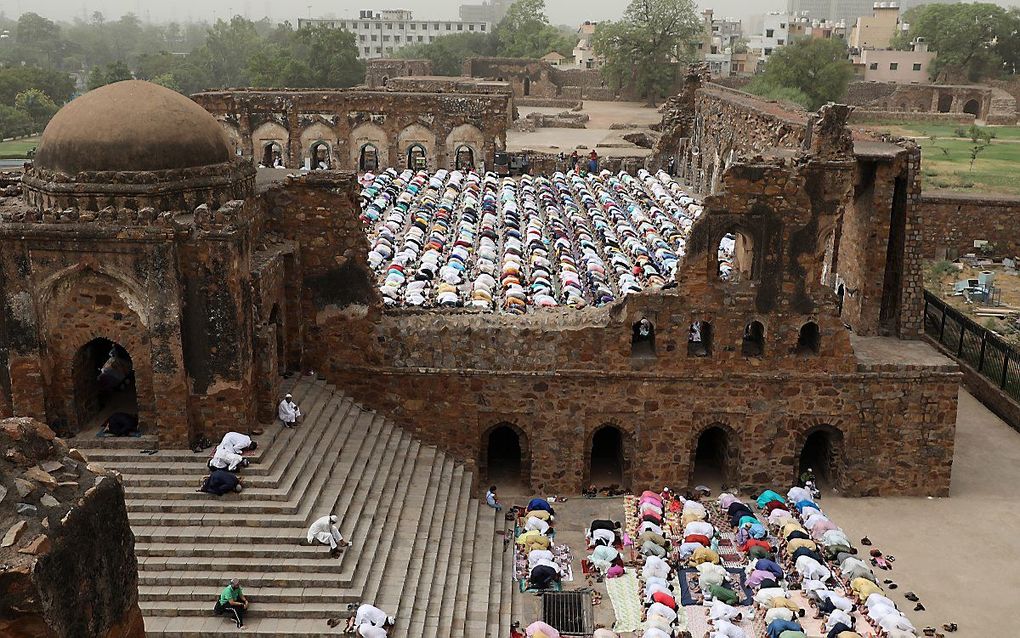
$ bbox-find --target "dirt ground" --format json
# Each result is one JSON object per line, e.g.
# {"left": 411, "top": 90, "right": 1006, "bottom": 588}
{"left": 506, "top": 388, "right": 1015, "bottom": 637}
{"left": 508, "top": 101, "right": 661, "bottom": 157}
{"left": 927, "top": 259, "right": 1020, "bottom": 343}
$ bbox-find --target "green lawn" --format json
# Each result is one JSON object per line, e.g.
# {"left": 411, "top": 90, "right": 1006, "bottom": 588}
{"left": 0, "top": 136, "right": 40, "bottom": 159}
{"left": 858, "top": 122, "right": 1020, "bottom": 196}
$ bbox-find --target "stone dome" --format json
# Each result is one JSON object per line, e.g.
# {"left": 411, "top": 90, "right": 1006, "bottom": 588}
{"left": 33, "top": 80, "right": 232, "bottom": 175}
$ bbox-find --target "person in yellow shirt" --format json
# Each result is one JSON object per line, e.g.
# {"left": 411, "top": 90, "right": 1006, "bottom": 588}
{"left": 690, "top": 546, "right": 720, "bottom": 566}
{"left": 770, "top": 596, "right": 803, "bottom": 615}
{"left": 850, "top": 576, "right": 883, "bottom": 601}
{"left": 785, "top": 538, "right": 817, "bottom": 555}
{"left": 517, "top": 529, "right": 551, "bottom": 553}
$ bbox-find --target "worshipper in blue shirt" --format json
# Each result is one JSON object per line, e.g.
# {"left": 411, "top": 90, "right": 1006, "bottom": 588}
{"left": 794, "top": 499, "right": 820, "bottom": 513}
{"left": 766, "top": 618, "right": 805, "bottom": 638}
{"left": 756, "top": 490, "right": 786, "bottom": 508}
{"left": 527, "top": 497, "right": 555, "bottom": 515}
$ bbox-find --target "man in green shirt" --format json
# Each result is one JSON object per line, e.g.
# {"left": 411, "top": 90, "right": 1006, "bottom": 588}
{"left": 214, "top": 579, "right": 248, "bottom": 629}
{"left": 707, "top": 583, "right": 740, "bottom": 606}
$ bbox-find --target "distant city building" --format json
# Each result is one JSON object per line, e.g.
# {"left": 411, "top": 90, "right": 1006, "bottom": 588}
{"left": 541, "top": 51, "right": 566, "bottom": 66}
{"left": 849, "top": 3, "right": 906, "bottom": 50}
{"left": 573, "top": 21, "right": 602, "bottom": 70}
{"left": 459, "top": 0, "right": 512, "bottom": 25}
{"left": 697, "top": 10, "right": 745, "bottom": 77}
{"left": 787, "top": 0, "right": 960, "bottom": 24}
{"left": 749, "top": 13, "right": 810, "bottom": 61}
{"left": 299, "top": 9, "right": 490, "bottom": 60}
{"left": 854, "top": 37, "right": 935, "bottom": 83}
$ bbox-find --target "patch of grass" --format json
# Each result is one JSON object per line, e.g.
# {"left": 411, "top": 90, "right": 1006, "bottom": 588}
{"left": 0, "top": 136, "right": 40, "bottom": 159}
{"left": 906, "top": 131, "right": 1020, "bottom": 196}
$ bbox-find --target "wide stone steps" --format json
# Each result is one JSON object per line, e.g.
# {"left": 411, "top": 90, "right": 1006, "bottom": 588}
{"left": 75, "top": 376, "right": 513, "bottom": 637}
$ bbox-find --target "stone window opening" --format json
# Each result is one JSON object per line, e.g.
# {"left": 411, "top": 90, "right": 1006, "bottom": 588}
{"left": 406, "top": 144, "right": 428, "bottom": 170}
{"left": 73, "top": 338, "right": 138, "bottom": 434}
{"left": 687, "top": 320, "right": 712, "bottom": 357}
{"left": 260, "top": 142, "right": 284, "bottom": 169}
{"left": 717, "top": 230, "right": 753, "bottom": 282}
{"left": 742, "top": 320, "right": 765, "bottom": 357}
{"left": 455, "top": 145, "right": 475, "bottom": 171}
{"left": 589, "top": 425, "right": 625, "bottom": 489}
{"left": 382, "top": 75, "right": 389, "bottom": 86}
{"left": 937, "top": 93, "right": 952, "bottom": 113}
{"left": 310, "top": 141, "right": 331, "bottom": 170}
{"left": 359, "top": 143, "right": 379, "bottom": 172}
{"left": 795, "top": 321, "right": 820, "bottom": 355}
{"left": 523, "top": 77, "right": 531, "bottom": 96}
{"left": 631, "top": 318, "right": 656, "bottom": 357}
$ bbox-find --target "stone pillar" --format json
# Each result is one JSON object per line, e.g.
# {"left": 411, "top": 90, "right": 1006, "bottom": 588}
{"left": 288, "top": 106, "right": 302, "bottom": 169}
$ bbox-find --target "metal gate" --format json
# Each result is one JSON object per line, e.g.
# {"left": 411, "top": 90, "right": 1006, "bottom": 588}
{"left": 542, "top": 590, "right": 594, "bottom": 636}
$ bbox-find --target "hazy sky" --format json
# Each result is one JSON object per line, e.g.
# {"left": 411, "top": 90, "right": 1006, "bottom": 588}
{"left": 3, "top": 0, "right": 1018, "bottom": 26}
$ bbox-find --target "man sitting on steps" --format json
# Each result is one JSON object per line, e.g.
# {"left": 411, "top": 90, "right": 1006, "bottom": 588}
{"left": 307, "top": 514, "right": 348, "bottom": 558}
{"left": 213, "top": 578, "right": 248, "bottom": 629}
{"left": 278, "top": 393, "right": 302, "bottom": 428}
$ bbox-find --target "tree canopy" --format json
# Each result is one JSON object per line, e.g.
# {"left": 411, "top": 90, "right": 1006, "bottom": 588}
{"left": 396, "top": 33, "right": 498, "bottom": 76}
{"left": 592, "top": 0, "right": 702, "bottom": 104}
{"left": 748, "top": 38, "right": 854, "bottom": 111}
{"left": 893, "top": 3, "right": 1020, "bottom": 81}
{"left": 493, "top": 0, "right": 574, "bottom": 59}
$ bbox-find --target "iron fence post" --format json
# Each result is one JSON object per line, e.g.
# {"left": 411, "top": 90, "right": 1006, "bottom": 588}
{"left": 1002, "top": 350, "right": 1010, "bottom": 389}
{"left": 978, "top": 330, "right": 987, "bottom": 373}
{"left": 957, "top": 322, "right": 966, "bottom": 357}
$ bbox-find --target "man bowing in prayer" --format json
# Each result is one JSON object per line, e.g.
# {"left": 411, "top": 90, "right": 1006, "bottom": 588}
{"left": 278, "top": 393, "right": 302, "bottom": 428}
{"left": 307, "top": 514, "right": 348, "bottom": 558}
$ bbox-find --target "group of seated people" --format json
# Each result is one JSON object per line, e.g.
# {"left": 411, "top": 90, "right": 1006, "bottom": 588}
{"left": 198, "top": 431, "right": 258, "bottom": 496}
{"left": 516, "top": 497, "right": 562, "bottom": 590}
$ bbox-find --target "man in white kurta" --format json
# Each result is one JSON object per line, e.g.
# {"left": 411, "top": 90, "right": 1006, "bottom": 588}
{"left": 307, "top": 515, "right": 345, "bottom": 557}
{"left": 278, "top": 393, "right": 301, "bottom": 428}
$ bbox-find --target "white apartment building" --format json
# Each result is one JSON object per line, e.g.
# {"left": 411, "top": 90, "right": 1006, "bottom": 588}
{"left": 298, "top": 10, "right": 490, "bottom": 60}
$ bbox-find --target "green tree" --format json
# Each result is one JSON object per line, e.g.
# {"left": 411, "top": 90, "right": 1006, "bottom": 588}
{"left": 87, "top": 60, "right": 133, "bottom": 90}
{"left": 14, "top": 88, "right": 58, "bottom": 129}
{"left": 593, "top": 0, "right": 702, "bottom": 105}
{"left": 150, "top": 72, "right": 182, "bottom": 93}
{"left": 0, "top": 104, "right": 34, "bottom": 138}
{"left": 246, "top": 24, "right": 364, "bottom": 88}
{"left": 751, "top": 38, "right": 853, "bottom": 111}
{"left": 494, "top": 0, "right": 574, "bottom": 58}
{"left": 894, "top": 3, "right": 1020, "bottom": 81}
{"left": 13, "top": 13, "right": 64, "bottom": 67}
{"left": 0, "top": 66, "right": 75, "bottom": 105}
{"left": 201, "top": 16, "right": 264, "bottom": 87}
{"left": 397, "top": 32, "right": 498, "bottom": 76}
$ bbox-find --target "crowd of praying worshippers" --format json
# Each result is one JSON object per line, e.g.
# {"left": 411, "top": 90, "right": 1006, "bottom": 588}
{"left": 577, "top": 481, "right": 931, "bottom": 638}
{"left": 358, "top": 167, "right": 705, "bottom": 313}
{"left": 517, "top": 621, "right": 621, "bottom": 638}
{"left": 515, "top": 497, "right": 569, "bottom": 591}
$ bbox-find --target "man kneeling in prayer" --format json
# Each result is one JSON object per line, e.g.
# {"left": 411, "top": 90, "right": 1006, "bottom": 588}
{"left": 344, "top": 603, "right": 394, "bottom": 635}
{"left": 198, "top": 469, "right": 242, "bottom": 496}
{"left": 529, "top": 558, "right": 562, "bottom": 590}
{"left": 307, "top": 514, "right": 348, "bottom": 558}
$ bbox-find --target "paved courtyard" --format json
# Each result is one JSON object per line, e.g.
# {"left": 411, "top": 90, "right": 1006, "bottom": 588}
{"left": 507, "top": 388, "right": 1013, "bottom": 637}
{"left": 508, "top": 101, "right": 661, "bottom": 156}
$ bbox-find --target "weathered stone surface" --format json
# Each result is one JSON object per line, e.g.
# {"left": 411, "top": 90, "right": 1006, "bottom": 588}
{"left": 1, "top": 519, "right": 26, "bottom": 547}
{"left": 24, "top": 467, "right": 57, "bottom": 488}
{"left": 14, "top": 478, "right": 34, "bottom": 498}
{"left": 0, "top": 417, "right": 144, "bottom": 638}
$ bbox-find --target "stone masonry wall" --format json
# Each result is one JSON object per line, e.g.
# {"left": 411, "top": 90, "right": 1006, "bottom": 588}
{"left": 0, "top": 417, "right": 145, "bottom": 638}
{"left": 918, "top": 190, "right": 1020, "bottom": 258}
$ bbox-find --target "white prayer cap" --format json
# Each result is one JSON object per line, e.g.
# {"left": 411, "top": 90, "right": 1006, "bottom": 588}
{"left": 387, "top": 616, "right": 395, "bottom": 625}
{"left": 330, "top": 515, "right": 338, "bottom": 523}
{"left": 285, "top": 393, "right": 292, "bottom": 399}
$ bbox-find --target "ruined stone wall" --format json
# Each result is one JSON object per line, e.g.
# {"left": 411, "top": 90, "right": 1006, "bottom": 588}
{"left": 462, "top": 58, "right": 560, "bottom": 99}
{"left": 918, "top": 190, "right": 1020, "bottom": 258}
{"left": 366, "top": 58, "right": 433, "bottom": 88}
{"left": 192, "top": 89, "right": 510, "bottom": 173}
{"left": 847, "top": 110, "right": 976, "bottom": 124}
{"left": 0, "top": 417, "right": 144, "bottom": 638}
{"left": 284, "top": 159, "right": 956, "bottom": 497}
{"left": 844, "top": 81, "right": 998, "bottom": 120}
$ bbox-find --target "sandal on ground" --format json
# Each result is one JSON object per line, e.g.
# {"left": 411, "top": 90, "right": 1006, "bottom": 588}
{"left": 905, "top": 592, "right": 919, "bottom": 602}
{"left": 942, "top": 623, "right": 958, "bottom": 632}
{"left": 860, "top": 536, "right": 872, "bottom": 546}
{"left": 914, "top": 603, "right": 926, "bottom": 611}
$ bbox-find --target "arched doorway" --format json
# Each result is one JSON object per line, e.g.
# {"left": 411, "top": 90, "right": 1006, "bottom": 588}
{"left": 455, "top": 145, "right": 475, "bottom": 171}
{"left": 688, "top": 320, "right": 712, "bottom": 357}
{"left": 406, "top": 144, "right": 427, "bottom": 170}
{"left": 691, "top": 426, "right": 732, "bottom": 489}
{"left": 359, "top": 143, "right": 379, "bottom": 171}
{"left": 523, "top": 77, "right": 531, "bottom": 96}
{"left": 742, "top": 320, "right": 765, "bottom": 357}
{"left": 261, "top": 142, "right": 283, "bottom": 168}
{"left": 937, "top": 93, "right": 953, "bottom": 113}
{"left": 72, "top": 338, "right": 138, "bottom": 433}
{"left": 717, "top": 230, "right": 754, "bottom": 281}
{"left": 963, "top": 99, "right": 981, "bottom": 117}
{"left": 798, "top": 427, "right": 844, "bottom": 489}
{"left": 310, "top": 141, "right": 331, "bottom": 169}
{"left": 631, "top": 318, "right": 656, "bottom": 357}
{"left": 485, "top": 423, "right": 528, "bottom": 490}
{"left": 589, "top": 425, "right": 624, "bottom": 488}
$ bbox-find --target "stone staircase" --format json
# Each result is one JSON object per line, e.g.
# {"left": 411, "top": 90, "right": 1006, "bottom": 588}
{"left": 72, "top": 377, "right": 516, "bottom": 637}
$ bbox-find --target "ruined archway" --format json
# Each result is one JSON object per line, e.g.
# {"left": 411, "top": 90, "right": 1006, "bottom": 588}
{"left": 589, "top": 425, "right": 625, "bottom": 488}
{"left": 523, "top": 77, "right": 531, "bottom": 96}
{"left": 963, "top": 99, "right": 981, "bottom": 118}
{"left": 795, "top": 321, "right": 820, "bottom": 355}
{"left": 717, "top": 229, "right": 754, "bottom": 281}
{"left": 309, "top": 141, "right": 331, "bottom": 169}
{"left": 937, "top": 93, "right": 953, "bottom": 113}
{"left": 455, "top": 145, "right": 476, "bottom": 171}
{"left": 398, "top": 124, "right": 436, "bottom": 170}
{"left": 688, "top": 320, "right": 712, "bottom": 357}
{"left": 359, "top": 144, "right": 380, "bottom": 171}
{"left": 350, "top": 123, "right": 389, "bottom": 170}
{"left": 690, "top": 425, "right": 737, "bottom": 490}
{"left": 446, "top": 124, "right": 485, "bottom": 170}
{"left": 261, "top": 142, "right": 284, "bottom": 168}
{"left": 251, "top": 121, "right": 289, "bottom": 167}
{"left": 72, "top": 338, "right": 137, "bottom": 433}
{"left": 798, "top": 425, "right": 845, "bottom": 489}
{"left": 406, "top": 143, "right": 428, "bottom": 170}
{"left": 482, "top": 422, "right": 530, "bottom": 490}
{"left": 631, "top": 318, "right": 656, "bottom": 357}
{"left": 742, "top": 320, "right": 765, "bottom": 357}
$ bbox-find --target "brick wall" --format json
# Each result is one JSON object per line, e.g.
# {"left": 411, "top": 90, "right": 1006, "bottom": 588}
{"left": 918, "top": 190, "right": 1020, "bottom": 258}
{"left": 848, "top": 110, "right": 976, "bottom": 124}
